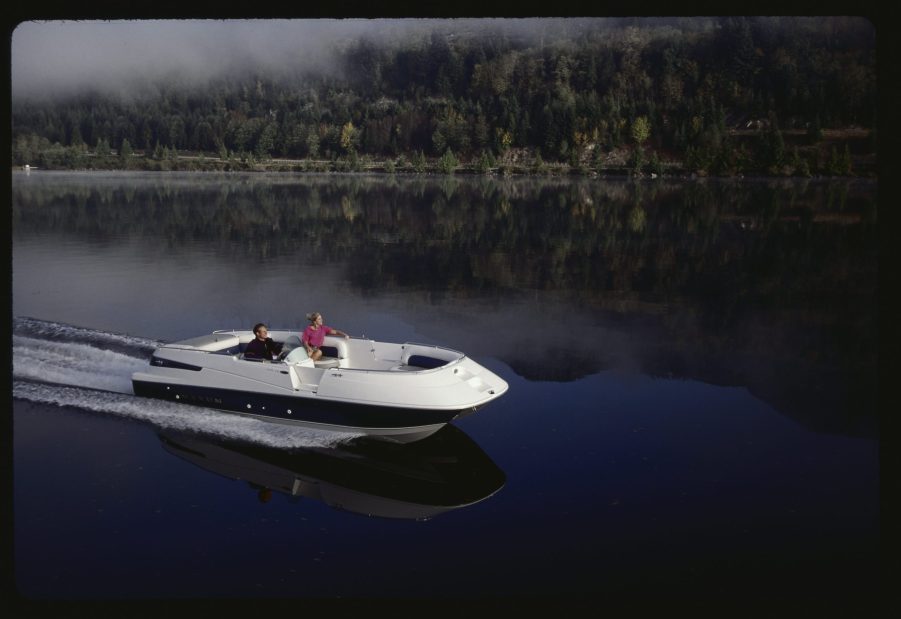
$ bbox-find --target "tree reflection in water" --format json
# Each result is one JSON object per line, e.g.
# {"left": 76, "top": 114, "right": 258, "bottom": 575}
{"left": 12, "top": 172, "right": 877, "bottom": 437}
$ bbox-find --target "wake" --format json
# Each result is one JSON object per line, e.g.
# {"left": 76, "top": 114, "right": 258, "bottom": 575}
{"left": 12, "top": 317, "right": 360, "bottom": 448}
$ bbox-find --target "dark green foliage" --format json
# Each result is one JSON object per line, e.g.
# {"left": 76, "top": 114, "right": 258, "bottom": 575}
{"left": 827, "top": 145, "right": 853, "bottom": 176}
{"left": 439, "top": 149, "right": 459, "bottom": 174}
{"left": 648, "top": 151, "right": 662, "bottom": 177}
{"left": 630, "top": 148, "right": 645, "bottom": 175}
{"left": 476, "top": 150, "right": 495, "bottom": 174}
{"left": 95, "top": 138, "right": 110, "bottom": 157}
{"left": 119, "top": 138, "right": 133, "bottom": 162}
{"left": 11, "top": 18, "right": 875, "bottom": 175}
{"left": 411, "top": 150, "right": 427, "bottom": 174}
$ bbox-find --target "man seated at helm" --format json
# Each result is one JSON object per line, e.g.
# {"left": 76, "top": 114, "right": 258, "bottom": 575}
{"left": 244, "top": 323, "right": 282, "bottom": 360}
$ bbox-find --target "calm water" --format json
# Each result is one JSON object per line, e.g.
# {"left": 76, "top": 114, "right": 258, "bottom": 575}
{"left": 10, "top": 171, "right": 879, "bottom": 605}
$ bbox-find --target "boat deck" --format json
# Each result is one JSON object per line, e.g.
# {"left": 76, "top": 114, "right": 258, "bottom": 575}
{"left": 179, "top": 330, "right": 467, "bottom": 373}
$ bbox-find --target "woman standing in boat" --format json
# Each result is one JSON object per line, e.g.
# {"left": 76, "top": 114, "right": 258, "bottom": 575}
{"left": 302, "top": 312, "right": 349, "bottom": 361}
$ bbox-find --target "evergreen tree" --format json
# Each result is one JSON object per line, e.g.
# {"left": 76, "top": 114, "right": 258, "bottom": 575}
{"left": 649, "top": 150, "right": 662, "bottom": 176}
{"left": 119, "top": 138, "right": 133, "bottom": 163}
{"left": 533, "top": 151, "right": 547, "bottom": 175}
{"left": 95, "top": 138, "right": 110, "bottom": 157}
{"left": 476, "top": 150, "right": 493, "bottom": 174}
{"left": 411, "top": 150, "right": 426, "bottom": 174}
{"left": 439, "top": 149, "right": 459, "bottom": 174}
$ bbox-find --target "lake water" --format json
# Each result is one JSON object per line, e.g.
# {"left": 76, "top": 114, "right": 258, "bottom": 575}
{"left": 10, "top": 171, "right": 879, "bottom": 606}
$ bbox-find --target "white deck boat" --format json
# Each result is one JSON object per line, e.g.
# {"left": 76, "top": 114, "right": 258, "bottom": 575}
{"left": 132, "top": 330, "right": 509, "bottom": 442}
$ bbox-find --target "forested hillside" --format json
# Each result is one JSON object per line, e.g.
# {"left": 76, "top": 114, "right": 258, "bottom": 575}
{"left": 12, "top": 17, "right": 877, "bottom": 176}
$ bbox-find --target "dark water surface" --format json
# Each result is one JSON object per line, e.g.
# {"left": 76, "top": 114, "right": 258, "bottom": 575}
{"left": 10, "top": 171, "right": 878, "bottom": 605}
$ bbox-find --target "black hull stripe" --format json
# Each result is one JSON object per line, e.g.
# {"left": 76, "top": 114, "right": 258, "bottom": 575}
{"left": 132, "top": 380, "right": 463, "bottom": 429}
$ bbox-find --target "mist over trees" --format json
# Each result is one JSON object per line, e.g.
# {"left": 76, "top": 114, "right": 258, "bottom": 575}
{"left": 11, "top": 17, "right": 876, "bottom": 176}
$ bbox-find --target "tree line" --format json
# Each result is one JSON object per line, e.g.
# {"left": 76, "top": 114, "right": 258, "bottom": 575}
{"left": 12, "top": 17, "right": 876, "bottom": 177}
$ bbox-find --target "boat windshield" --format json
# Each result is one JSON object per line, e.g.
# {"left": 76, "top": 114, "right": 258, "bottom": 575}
{"left": 278, "top": 334, "right": 309, "bottom": 363}
{"left": 281, "top": 334, "right": 303, "bottom": 354}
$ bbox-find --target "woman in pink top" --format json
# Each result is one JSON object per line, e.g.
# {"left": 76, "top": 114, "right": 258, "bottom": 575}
{"left": 301, "top": 312, "right": 349, "bottom": 361}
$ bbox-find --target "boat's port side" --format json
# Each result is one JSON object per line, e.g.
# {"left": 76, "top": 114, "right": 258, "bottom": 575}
{"left": 131, "top": 376, "right": 460, "bottom": 433}
{"left": 150, "top": 356, "right": 204, "bottom": 371}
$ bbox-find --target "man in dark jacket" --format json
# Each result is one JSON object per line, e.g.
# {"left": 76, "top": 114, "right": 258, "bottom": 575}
{"left": 244, "top": 323, "right": 282, "bottom": 360}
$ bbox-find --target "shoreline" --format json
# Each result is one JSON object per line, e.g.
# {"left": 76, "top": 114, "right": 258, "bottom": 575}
{"left": 13, "top": 163, "right": 875, "bottom": 182}
{"left": 14, "top": 128, "right": 877, "bottom": 180}
{"left": 13, "top": 156, "right": 875, "bottom": 180}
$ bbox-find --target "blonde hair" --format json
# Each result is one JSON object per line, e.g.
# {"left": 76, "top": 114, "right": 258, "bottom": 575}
{"left": 306, "top": 312, "right": 321, "bottom": 323}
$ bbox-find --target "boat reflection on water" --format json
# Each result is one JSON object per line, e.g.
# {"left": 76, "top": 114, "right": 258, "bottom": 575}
{"left": 158, "top": 425, "right": 505, "bottom": 520}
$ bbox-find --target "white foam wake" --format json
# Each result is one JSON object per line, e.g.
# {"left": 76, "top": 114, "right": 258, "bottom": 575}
{"left": 13, "top": 316, "right": 161, "bottom": 355}
{"left": 13, "top": 380, "right": 361, "bottom": 448}
{"left": 12, "top": 317, "right": 362, "bottom": 448}
{"left": 13, "top": 335, "right": 147, "bottom": 393}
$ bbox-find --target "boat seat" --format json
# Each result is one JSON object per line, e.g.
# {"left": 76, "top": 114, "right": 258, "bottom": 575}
{"left": 280, "top": 336, "right": 340, "bottom": 368}
{"left": 313, "top": 343, "right": 344, "bottom": 369}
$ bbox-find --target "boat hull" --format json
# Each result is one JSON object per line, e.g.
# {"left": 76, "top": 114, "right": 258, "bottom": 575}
{"left": 132, "top": 378, "right": 466, "bottom": 442}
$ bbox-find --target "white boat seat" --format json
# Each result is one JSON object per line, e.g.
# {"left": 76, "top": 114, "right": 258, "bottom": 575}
{"left": 280, "top": 336, "right": 340, "bottom": 368}
{"left": 314, "top": 357, "right": 340, "bottom": 369}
